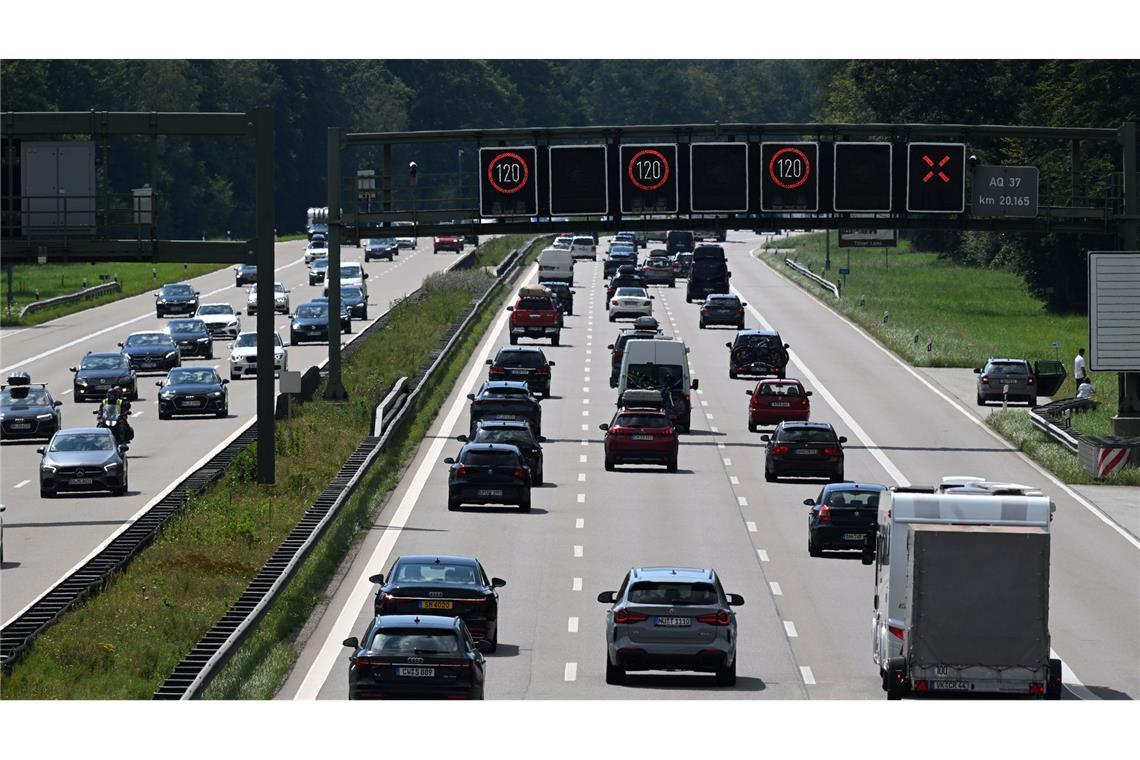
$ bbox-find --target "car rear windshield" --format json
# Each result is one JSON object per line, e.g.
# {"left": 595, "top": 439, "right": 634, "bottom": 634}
{"left": 626, "top": 364, "right": 683, "bottom": 391}
{"left": 394, "top": 562, "right": 478, "bottom": 584}
{"left": 365, "top": 630, "right": 460, "bottom": 654}
{"left": 462, "top": 450, "right": 520, "bottom": 467}
{"left": 614, "top": 414, "right": 671, "bottom": 428}
{"left": 628, "top": 581, "right": 718, "bottom": 605}
{"left": 476, "top": 401, "right": 535, "bottom": 416}
{"left": 667, "top": 231, "right": 694, "bottom": 244}
{"left": 758, "top": 383, "right": 802, "bottom": 396}
{"left": 517, "top": 298, "right": 554, "bottom": 310}
{"left": 615, "top": 288, "right": 647, "bottom": 297}
{"left": 475, "top": 429, "right": 532, "bottom": 447}
{"left": 497, "top": 351, "right": 545, "bottom": 368}
{"left": 736, "top": 334, "right": 780, "bottom": 350}
{"left": 707, "top": 296, "right": 739, "bottom": 305}
{"left": 986, "top": 362, "right": 1028, "bottom": 375}
{"left": 777, "top": 427, "right": 838, "bottom": 443}
{"left": 572, "top": 237, "right": 593, "bottom": 245}
{"left": 825, "top": 490, "right": 881, "bottom": 508}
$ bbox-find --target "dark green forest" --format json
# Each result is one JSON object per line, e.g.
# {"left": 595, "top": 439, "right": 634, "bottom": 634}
{"left": 3, "top": 59, "right": 1138, "bottom": 311}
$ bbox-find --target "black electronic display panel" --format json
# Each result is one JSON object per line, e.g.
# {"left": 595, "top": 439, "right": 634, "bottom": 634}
{"left": 690, "top": 142, "right": 748, "bottom": 212}
{"left": 548, "top": 145, "right": 608, "bottom": 216}
{"left": 619, "top": 144, "right": 678, "bottom": 214}
{"left": 760, "top": 142, "right": 819, "bottom": 212}
{"left": 480, "top": 146, "right": 538, "bottom": 217}
{"left": 833, "top": 142, "right": 893, "bottom": 212}
{"left": 906, "top": 142, "right": 966, "bottom": 213}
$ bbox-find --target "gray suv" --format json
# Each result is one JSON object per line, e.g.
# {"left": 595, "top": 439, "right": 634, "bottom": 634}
{"left": 597, "top": 566, "right": 744, "bottom": 686}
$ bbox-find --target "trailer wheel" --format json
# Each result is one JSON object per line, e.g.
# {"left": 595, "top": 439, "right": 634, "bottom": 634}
{"left": 1045, "top": 658, "right": 1063, "bottom": 700}
{"left": 886, "top": 657, "right": 907, "bottom": 700}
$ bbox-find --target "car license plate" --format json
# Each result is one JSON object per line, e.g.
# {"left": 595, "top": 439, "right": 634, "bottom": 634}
{"left": 11, "top": 421, "right": 32, "bottom": 429}
{"left": 69, "top": 478, "right": 94, "bottom": 485}
{"left": 140, "top": 362, "right": 156, "bottom": 368}
{"left": 654, "top": 616, "right": 692, "bottom": 627}
{"left": 420, "top": 600, "right": 454, "bottom": 610}
{"left": 477, "top": 488, "right": 503, "bottom": 497}
{"left": 843, "top": 533, "right": 866, "bottom": 541}
{"left": 631, "top": 435, "right": 655, "bottom": 441}
{"left": 509, "top": 369, "right": 528, "bottom": 374}
{"left": 396, "top": 667, "right": 436, "bottom": 678}
{"left": 770, "top": 402, "right": 790, "bottom": 408}
{"left": 795, "top": 448, "right": 818, "bottom": 455}
{"left": 181, "top": 400, "right": 203, "bottom": 407}
{"left": 930, "top": 680, "right": 970, "bottom": 691}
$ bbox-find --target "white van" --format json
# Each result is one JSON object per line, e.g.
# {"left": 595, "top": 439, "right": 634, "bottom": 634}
{"left": 617, "top": 338, "right": 699, "bottom": 432}
{"left": 570, "top": 235, "right": 597, "bottom": 260}
{"left": 871, "top": 487, "right": 1054, "bottom": 681}
{"left": 537, "top": 247, "right": 574, "bottom": 284}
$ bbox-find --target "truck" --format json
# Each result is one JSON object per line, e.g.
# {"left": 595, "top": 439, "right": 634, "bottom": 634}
{"left": 507, "top": 285, "right": 561, "bottom": 346}
{"left": 873, "top": 488, "right": 1062, "bottom": 700}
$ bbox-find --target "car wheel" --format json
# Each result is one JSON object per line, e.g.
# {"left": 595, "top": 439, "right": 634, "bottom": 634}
{"left": 976, "top": 392, "right": 985, "bottom": 406}
{"left": 808, "top": 533, "right": 822, "bottom": 558}
{"left": 487, "top": 627, "right": 498, "bottom": 654}
{"left": 729, "top": 369, "right": 738, "bottom": 379}
{"left": 748, "top": 421, "right": 757, "bottom": 433}
{"left": 608, "top": 313, "right": 615, "bottom": 322}
{"left": 159, "top": 410, "right": 170, "bottom": 420}
{"left": 362, "top": 309, "right": 368, "bottom": 320}
{"left": 715, "top": 658, "right": 737, "bottom": 687}
{"left": 345, "top": 322, "right": 352, "bottom": 334}
{"left": 669, "top": 280, "right": 675, "bottom": 288}
{"left": 605, "top": 655, "right": 626, "bottom": 686}
{"left": 519, "top": 494, "right": 532, "bottom": 512}
{"left": 206, "top": 348, "right": 214, "bottom": 360}
{"left": 830, "top": 470, "right": 844, "bottom": 483}
{"left": 217, "top": 405, "right": 228, "bottom": 418}
{"left": 667, "top": 456, "right": 678, "bottom": 473}
{"left": 130, "top": 389, "right": 139, "bottom": 402}
{"left": 448, "top": 496, "right": 460, "bottom": 511}
{"left": 604, "top": 454, "right": 615, "bottom": 471}
{"left": 1045, "top": 658, "right": 1062, "bottom": 700}
{"left": 699, "top": 321, "right": 705, "bottom": 329}
{"left": 886, "top": 657, "right": 908, "bottom": 700}
{"left": 551, "top": 335, "right": 560, "bottom": 347}
{"left": 738, "top": 321, "right": 745, "bottom": 330}
{"left": 685, "top": 295, "right": 692, "bottom": 303}
{"left": 509, "top": 335, "right": 518, "bottom": 345}
{"left": 534, "top": 466, "right": 544, "bottom": 486}
{"left": 765, "top": 468, "right": 777, "bottom": 482}
{"left": 113, "top": 479, "right": 128, "bottom": 497}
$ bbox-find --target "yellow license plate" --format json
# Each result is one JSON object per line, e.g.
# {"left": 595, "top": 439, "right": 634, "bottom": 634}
{"left": 419, "top": 600, "right": 453, "bottom": 610}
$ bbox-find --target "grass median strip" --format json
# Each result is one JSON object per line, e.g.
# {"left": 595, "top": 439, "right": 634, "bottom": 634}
{"left": 469, "top": 234, "right": 532, "bottom": 269}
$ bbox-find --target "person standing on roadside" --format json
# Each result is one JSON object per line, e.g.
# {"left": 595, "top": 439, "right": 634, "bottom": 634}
{"left": 1074, "top": 348, "right": 1087, "bottom": 385}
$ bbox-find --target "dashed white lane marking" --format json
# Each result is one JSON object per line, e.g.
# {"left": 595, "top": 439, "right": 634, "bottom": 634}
{"left": 578, "top": 473, "right": 586, "bottom": 482}
{"left": 696, "top": 388, "right": 704, "bottom": 394}
{"left": 581, "top": 423, "right": 588, "bottom": 430}
{"left": 730, "top": 475, "right": 740, "bottom": 485}
{"left": 716, "top": 442, "right": 726, "bottom": 449}
{"left": 565, "top": 662, "right": 578, "bottom": 681}
{"left": 579, "top": 454, "right": 588, "bottom": 463}
{"left": 582, "top": 399, "right": 590, "bottom": 405}
{"left": 784, "top": 621, "right": 799, "bottom": 638}
{"left": 584, "top": 375, "right": 591, "bottom": 382}
{"left": 14, "top": 479, "right": 30, "bottom": 489}
{"left": 723, "top": 457, "right": 732, "bottom": 466}
{"left": 574, "top": 545, "right": 583, "bottom": 558}
{"left": 131, "top": 410, "right": 144, "bottom": 418}
{"left": 580, "top": 439, "right": 588, "bottom": 446}
{"left": 575, "top": 518, "right": 584, "bottom": 529}
{"left": 769, "top": 582, "right": 783, "bottom": 596}
{"left": 746, "top": 521, "right": 757, "bottom": 532}
{"left": 585, "top": 349, "right": 591, "bottom": 354}
{"left": 800, "top": 666, "right": 816, "bottom": 685}
{"left": 568, "top": 617, "right": 579, "bottom": 633}
{"left": 572, "top": 577, "right": 583, "bottom": 591}
{"left": 706, "top": 414, "right": 714, "bottom": 420}
{"left": 583, "top": 386, "right": 590, "bottom": 393}
{"left": 61, "top": 389, "right": 72, "bottom": 396}
{"left": 738, "top": 497, "right": 749, "bottom": 507}
{"left": 710, "top": 426, "right": 719, "bottom": 432}
{"left": 577, "top": 493, "right": 586, "bottom": 503}
{"left": 585, "top": 357, "right": 591, "bottom": 363}
{"left": 582, "top": 410, "right": 589, "bottom": 417}
{"left": 701, "top": 400, "right": 710, "bottom": 407}
{"left": 757, "top": 549, "right": 770, "bottom": 562}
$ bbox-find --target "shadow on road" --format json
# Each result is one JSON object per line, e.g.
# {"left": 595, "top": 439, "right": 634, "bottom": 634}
{"left": 620, "top": 673, "right": 767, "bottom": 692}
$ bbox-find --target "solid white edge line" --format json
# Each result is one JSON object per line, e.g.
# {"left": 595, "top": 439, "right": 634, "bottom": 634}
{"left": 292, "top": 262, "right": 536, "bottom": 700}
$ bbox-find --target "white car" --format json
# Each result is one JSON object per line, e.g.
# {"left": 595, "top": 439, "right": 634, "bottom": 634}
{"left": 304, "top": 238, "right": 328, "bottom": 264}
{"left": 194, "top": 303, "right": 242, "bottom": 338}
{"left": 553, "top": 235, "right": 574, "bottom": 250}
{"left": 570, "top": 235, "right": 597, "bottom": 260}
{"left": 228, "top": 331, "right": 287, "bottom": 379}
{"left": 247, "top": 282, "right": 290, "bottom": 316}
{"left": 608, "top": 286, "right": 654, "bottom": 321}
{"left": 324, "top": 263, "right": 369, "bottom": 298}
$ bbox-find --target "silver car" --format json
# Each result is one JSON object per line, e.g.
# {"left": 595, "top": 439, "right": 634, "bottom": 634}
{"left": 597, "top": 566, "right": 744, "bottom": 686}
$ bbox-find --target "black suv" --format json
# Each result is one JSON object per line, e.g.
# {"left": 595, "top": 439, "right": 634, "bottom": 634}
{"left": 467, "top": 381, "right": 542, "bottom": 437}
{"left": 486, "top": 346, "right": 556, "bottom": 397}
{"left": 727, "top": 330, "right": 790, "bottom": 379}
{"left": 699, "top": 294, "right": 746, "bottom": 329}
{"left": 665, "top": 230, "right": 695, "bottom": 255}
{"left": 762, "top": 421, "right": 846, "bottom": 482}
{"left": 458, "top": 420, "right": 546, "bottom": 484}
{"left": 539, "top": 280, "right": 574, "bottom": 315}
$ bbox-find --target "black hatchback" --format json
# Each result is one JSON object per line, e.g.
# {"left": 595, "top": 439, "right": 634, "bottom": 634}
{"left": 370, "top": 555, "right": 506, "bottom": 650}
{"left": 445, "top": 443, "right": 532, "bottom": 511}
{"left": 458, "top": 419, "right": 546, "bottom": 484}
{"left": 727, "top": 330, "right": 790, "bottom": 379}
{"left": 699, "top": 294, "right": 746, "bottom": 329}
{"left": 762, "top": 421, "right": 847, "bottom": 482}
{"left": 805, "top": 482, "right": 885, "bottom": 562}
{"left": 486, "top": 346, "right": 555, "bottom": 397}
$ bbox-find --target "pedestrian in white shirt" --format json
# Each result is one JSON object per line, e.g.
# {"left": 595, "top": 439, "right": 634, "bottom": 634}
{"left": 1074, "top": 348, "right": 1087, "bottom": 384}
{"left": 1076, "top": 378, "right": 1095, "bottom": 400}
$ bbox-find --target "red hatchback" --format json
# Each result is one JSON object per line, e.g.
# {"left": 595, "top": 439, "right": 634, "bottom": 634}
{"left": 746, "top": 378, "right": 811, "bottom": 432}
{"left": 601, "top": 407, "right": 679, "bottom": 472}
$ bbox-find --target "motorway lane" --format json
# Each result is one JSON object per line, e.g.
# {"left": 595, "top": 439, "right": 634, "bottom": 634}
{"left": 0, "top": 238, "right": 460, "bottom": 622}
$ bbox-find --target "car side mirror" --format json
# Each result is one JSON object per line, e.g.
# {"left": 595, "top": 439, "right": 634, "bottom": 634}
{"left": 548, "top": 361, "right": 555, "bottom": 367}
{"left": 491, "top": 577, "right": 507, "bottom": 588}
{"left": 368, "top": 573, "right": 384, "bottom": 585}
{"left": 607, "top": 344, "right": 614, "bottom": 350}
{"left": 725, "top": 342, "right": 732, "bottom": 349}
{"left": 364, "top": 273, "right": 369, "bottom": 278}
{"left": 475, "top": 640, "right": 494, "bottom": 654}
{"left": 342, "top": 637, "right": 359, "bottom": 649}
{"left": 806, "top": 390, "right": 813, "bottom": 396}
{"left": 598, "top": 423, "right": 609, "bottom": 431}
{"left": 54, "top": 400, "right": 63, "bottom": 407}
{"left": 221, "top": 379, "right": 229, "bottom": 385}
{"left": 597, "top": 591, "right": 616, "bottom": 604}
{"left": 506, "top": 306, "right": 514, "bottom": 312}
{"left": 973, "top": 368, "right": 982, "bottom": 374}
{"left": 727, "top": 593, "right": 745, "bottom": 607}
{"left": 117, "top": 342, "right": 124, "bottom": 347}
{"left": 839, "top": 436, "right": 848, "bottom": 443}
{"left": 119, "top": 445, "right": 130, "bottom": 453}
{"left": 36, "top": 447, "right": 46, "bottom": 454}
{"left": 466, "top": 393, "right": 475, "bottom": 401}
{"left": 155, "top": 381, "right": 163, "bottom": 387}
{"left": 444, "top": 457, "right": 456, "bottom": 465}
{"left": 745, "top": 389, "right": 753, "bottom": 396}
{"left": 690, "top": 379, "right": 699, "bottom": 390}
{"left": 741, "top": 302, "right": 748, "bottom": 307}
{"left": 761, "top": 435, "right": 770, "bottom": 442}
{"left": 456, "top": 435, "right": 469, "bottom": 442}
{"left": 69, "top": 367, "right": 77, "bottom": 372}
{"left": 804, "top": 498, "right": 815, "bottom": 507}
{"left": 537, "top": 436, "right": 547, "bottom": 443}
{"left": 485, "top": 359, "right": 493, "bottom": 365}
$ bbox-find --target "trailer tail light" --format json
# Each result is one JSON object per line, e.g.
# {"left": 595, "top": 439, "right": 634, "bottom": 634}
{"left": 1028, "top": 682, "right": 1045, "bottom": 695}
{"left": 914, "top": 679, "right": 929, "bottom": 692}
{"left": 613, "top": 609, "right": 648, "bottom": 624}
{"left": 698, "top": 610, "right": 731, "bottom": 625}
{"left": 888, "top": 625, "right": 905, "bottom": 641}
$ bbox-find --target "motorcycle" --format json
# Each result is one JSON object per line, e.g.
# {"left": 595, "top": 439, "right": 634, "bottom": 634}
{"left": 94, "top": 402, "right": 134, "bottom": 445}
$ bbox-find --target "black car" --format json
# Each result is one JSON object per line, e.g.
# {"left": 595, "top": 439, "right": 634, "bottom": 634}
{"left": 486, "top": 346, "right": 555, "bottom": 397}
{"left": 445, "top": 443, "right": 532, "bottom": 511}
{"left": 467, "top": 381, "right": 542, "bottom": 437}
{"left": 118, "top": 332, "right": 181, "bottom": 373}
{"left": 290, "top": 302, "right": 350, "bottom": 344}
{"left": 762, "top": 421, "right": 847, "bottom": 482}
{"left": 686, "top": 258, "right": 730, "bottom": 303}
{"left": 70, "top": 352, "right": 138, "bottom": 401}
{"left": 364, "top": 238, "right": 398, "bottom": 261}
{"left": 665, "top": 229, "right": 695, "bottom": 255}
{"left": 727, "top": 330, "right": 790, "bottom": 379}
{"left": 156, "top": 366, "right": 229, "bottom": 419}
{"left": 604, "top": 250, "right": 638, "bottom": 279}
{"left": 308, "top": 258, "right": 330, "bottom": 286}
{"left": 164, "top": 318, "right": 214, "bottom": 359}
{"left": 308, "top": 297, "right": 353, "bottom": 332}
{"left": 38, "top": 427, "right": 129, "bottom": 498}
{"left": 1, "top": 374, "right": 62, "bottom": 440}
{"left": 608, "top": 328, "right": 662, "bottom": 387}
{"left": 539, "top": 280, "right": 574, "bottom": 315}
{"left": 343, "top": 614, "right": 486, "bottom": 700}
{"left": 154, "top": 283, "right": 200, "bottom": 318}
{"left": 458, "top": 420, "right": 546, "bottom": 484}
{"left": 461, "top": 233, "right": 479, "bottom": 247}
{"left": 606, "top": 271, "right": 648, "bottom": 307}
{"left": 234, "top": 264, "right": 257, "bottom": 286}
{"left": 370, "top": 555, "right": 506, "bottom": 650}
{"left": 699, "top": 294, "right": 746, "bottom": 330}
{"left": 805, "top": 482, "right": 885, "bottom": 562}
{"left": 341, "top": 285, "right": 369, "bottom": 320}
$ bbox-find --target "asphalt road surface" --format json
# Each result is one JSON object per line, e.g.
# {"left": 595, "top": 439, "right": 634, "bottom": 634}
{"left": 281, "top": 232, "right": 1139, "bottom": 700}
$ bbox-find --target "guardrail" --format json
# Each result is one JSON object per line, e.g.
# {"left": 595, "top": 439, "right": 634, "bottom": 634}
{"left": 18, "top": 281, "right": 122, "bottom": 317}
{"left": 153, "top": 235, "right": 545, "bottom": 698}
{"left": 1028, "top": 409, "right": 1080, "bottom": 454}
{"left": 373, "top": 377, "right": 409, "bottom": 436}
{"left": 783, "top": 257, "right": 839, "bottom": 299}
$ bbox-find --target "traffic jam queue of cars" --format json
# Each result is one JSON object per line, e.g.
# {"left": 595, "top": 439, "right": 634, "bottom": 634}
{"left": 335, "top": 230, "right": 1068, "bottom": 699}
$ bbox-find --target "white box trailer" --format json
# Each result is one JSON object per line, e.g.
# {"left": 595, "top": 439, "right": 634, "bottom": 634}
{"left": 871, "top": 489, "right": 1059, "bottom": 699}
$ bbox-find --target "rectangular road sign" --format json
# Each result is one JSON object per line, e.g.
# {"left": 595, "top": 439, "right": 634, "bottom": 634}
{"left": 1088, "top": 252, "right": 1140, "bottom": 371}
{"left": 833, "top": 142, "right": 892, "bottom": 212}
{"left": 549, "top": 145, "right": 608, "bottom": 216}
{"left": 906, "top": 142, "right": 966, "bottom": 213}
{"left": 690, "top": 142, "right": 748, "bottom": 212}
{"left": 620, "top": 144, "right": 678, "bottom": 214}
{"left": 760, "top": 142, "right": 819, "bottom": 212}
{"left": 838, "top": 228, "right": 897, "bottom": 248}
{"left": 479, "top": 146, "right": 538, "bottom": 217}
{"left": 972, "top": 165, "right": 1039, "bottom": 217}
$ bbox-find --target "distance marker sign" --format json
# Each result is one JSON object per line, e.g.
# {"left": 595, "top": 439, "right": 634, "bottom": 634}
{"left": 760, "top": 142, "right": 819, "bottom": 212}
{"left": 480, "top": 146, "right": 538, "bottom": 217}
{"left": 620, "top": 144, "right": 678, "bottom": 214}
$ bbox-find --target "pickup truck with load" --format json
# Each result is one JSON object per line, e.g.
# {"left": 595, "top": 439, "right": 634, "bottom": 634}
{"left": 508, "top": 286, "right": 561, "bottom": 346}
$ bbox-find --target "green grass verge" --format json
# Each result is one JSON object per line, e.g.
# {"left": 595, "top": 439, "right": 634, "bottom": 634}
{"left": 469, "top": 234, "right": 533, "bottom": 269}
{"left": 275, "top": 233, "right": 308, "bottom": 242}
{"left": 986, "top": 410, "right": 1140, "bottom": 486}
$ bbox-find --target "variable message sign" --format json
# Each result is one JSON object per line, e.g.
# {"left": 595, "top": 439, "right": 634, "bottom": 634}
{"left": 620, "top": 144, "right": 678, "bottom": 214}
{"left": 690, "top": 142, "right": 748, "bottom": 212}
{"left": 833, "top": 142, "right": 893, "bottom": 212}
{"left": 906, "top": 142, "right": 966, "bottom": 213}
{"left": 549, "top": 145, "right": 608, "bottom": 216}
{"left": 480, "top": 146, "right": 538, "bottom": 217}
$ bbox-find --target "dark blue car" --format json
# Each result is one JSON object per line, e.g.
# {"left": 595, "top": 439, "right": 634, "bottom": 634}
{"left": 804, "top": 482, "right": 885, "bottom": 562}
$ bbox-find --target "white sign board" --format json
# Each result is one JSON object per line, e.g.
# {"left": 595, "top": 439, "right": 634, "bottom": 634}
{"left": 279, "top": 370, "right": 302, "bottom": 395}
{"left": 1088, "top": 252, "right": 1140, "bottom": 371}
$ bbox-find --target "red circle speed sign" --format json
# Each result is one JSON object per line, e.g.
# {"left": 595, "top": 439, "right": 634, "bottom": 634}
{"left": 768, "top": 146, "right": 811, "bottom": 190}
{"left": 627, "top": 148, "right": 670, "bottom": 191}
{"left": 487, "top": 152, "right": 530, "bottom": 194}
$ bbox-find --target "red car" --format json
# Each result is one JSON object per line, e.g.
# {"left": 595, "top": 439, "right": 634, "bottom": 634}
{"left": 746, "top": 378, "right": 811, "bottom": 432}
{"left": 507, "top": 286, "right": 561, "bottom": 346}
{"left": 600, "top": 407, "right": 679, "bottom": 472}
{"left": 434, "top": 235, "right": 462, "bottom": 253}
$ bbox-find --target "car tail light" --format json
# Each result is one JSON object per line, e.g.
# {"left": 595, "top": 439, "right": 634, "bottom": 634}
{"left": 980, "top": 375, "right": 989, "bottom": 384}
{"left": 490, "top": 365, "right": 503, "bottom": 373}
{"left": 823, "top": 446, "right": 839, "bottom": 456}
{"left": 378, "top": 591, "right": 395, "bottom": 607}
{"left": 1027, "top": 376, "right": 1035, "bottom": 385}
{"left": 613, "top": 609, "right": 649, "bottom": 624}
{"left": 737, "top": 307, "right": 744, "bottom": 312}
{"left": 772, "top": 444, "right": 790, "bottom": 455}
{"left": 513, "top": 468, "right": 525, "bottom": 479}
{"left": 889, "top": 625, "right": 905, "bottom": 641}
{"left": 818, "top": 505, "right": 831, "bottom": 522}
{"left": 456, "top": 465, "right": 468, "bottom": 477}
{"left": 800, "top": 398, "right": 809, "bottom": 407}
{"left": 611, "top": 299, "right": 619, "bottom": 306}
{"left": 535, "top": 366, "right": 550, "bottom": 374}
{"left": 698, "top": 610, "right": 731, "bottom": 625}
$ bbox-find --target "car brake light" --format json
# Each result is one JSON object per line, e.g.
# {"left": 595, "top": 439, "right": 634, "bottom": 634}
{"left": 980, "top": 376, "right": 989, "bottom": 384}
{"left": 613, "top": 609, "right": 649, "bottom": 624}
{"left": 456, "top": 465, "right": 468, "bottom": 477}
{"left": 822, "top": 446, "right": 839, "bottom": 456}
{"left": 772, "top": 444, "right": 790, "bottom": 455}
{"left": 889, "top": 625, "right": 905, "bottom": 641}
{"left": 697, "top": 610, "right": 731, "bottom": 625}
{"left": 818, "top": 505, "right": 831, "bottom": 522}
{"left": 800, "top": 398, "right": 809, "bottom": 407}
{"left": 1027, "top": 376, "right": 1035, "bottom": 385}
{"left": 513, "top": 468, "right": 525, "bottom": 479}
{"left": 611, "top": 299, "right": 619, "bottom": 306}
{"left": 1028, "top": 682, "right": 1044, "bottom": 695}
{"left": 536, "top": 366, "right": 550, "bottom": 374}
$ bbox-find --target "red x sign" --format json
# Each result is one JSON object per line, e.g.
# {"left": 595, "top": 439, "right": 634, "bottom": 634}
{"left": 921, "top": 154, "right": 952, "bottom": 183}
